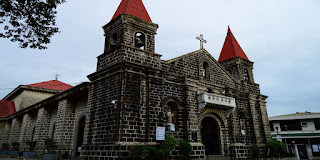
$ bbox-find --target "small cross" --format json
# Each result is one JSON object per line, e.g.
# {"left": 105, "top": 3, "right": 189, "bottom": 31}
{"left": 196, "top": 34, "right": 207, "bottom": 49}
{"left": 55, "top": 74, "right": 59, "bottom": 80}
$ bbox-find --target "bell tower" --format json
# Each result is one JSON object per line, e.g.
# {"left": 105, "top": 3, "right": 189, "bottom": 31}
{"left": 218, "top": 26, "right": 254, "bottom": 82}
{"left": 103, "top": 0, "right": 158, "bottom": 53}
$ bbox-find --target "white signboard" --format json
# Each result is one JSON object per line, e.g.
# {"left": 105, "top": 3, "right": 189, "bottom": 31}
{"left": 156, "top": 127, "right": 165, "bottom": 141}
{"left": 197, "top": 93, "right": 236, "bottom": 116}
{"left": 276, "top": 135, "right": 282, "bottom": 141}
{"left": 198, "top": 93, "right": 236, "bottom": 109}
{"left": 312, "top": 145, "right": 319, "bottom": 152}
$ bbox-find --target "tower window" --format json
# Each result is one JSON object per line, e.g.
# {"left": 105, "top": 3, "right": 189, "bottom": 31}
{"left": 203, "top": 61, "right": 209, "bottom": 79}
{"left": 134, "top": 32, "right": 145, "bottom": 50}
{"left": 109, "top": 33, "right": 117, "bottom": 50}
{"left": 244, "top": 69, "right": 249, "bottom": 80}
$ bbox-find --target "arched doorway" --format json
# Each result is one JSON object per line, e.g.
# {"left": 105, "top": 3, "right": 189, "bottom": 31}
{"left": 201, "top": 117, "right": 221, "bottom": 155}
{"left": 76, "top": 116, "right": 86, "bottom": 156}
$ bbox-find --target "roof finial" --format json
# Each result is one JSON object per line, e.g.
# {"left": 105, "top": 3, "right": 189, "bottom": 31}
{"left": 196, "top": 34, "right": 207, "bottom": 50}
{"left": 55, "top": 74, "right": 59, "bottom": 80}
{"left": 228, "top": 25, "right": 232, "bottom": 34}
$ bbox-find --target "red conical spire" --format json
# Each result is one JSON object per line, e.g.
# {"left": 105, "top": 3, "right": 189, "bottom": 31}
{"left": 218, "top": 26, "right": 249, "bottom": 62}
{"left": 112, "top": 0, "right": 152, "bottom": 22}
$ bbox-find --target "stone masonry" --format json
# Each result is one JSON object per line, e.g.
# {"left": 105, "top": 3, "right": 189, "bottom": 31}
{"left": 0, "top": 1, "right": 271, "bottom": 160}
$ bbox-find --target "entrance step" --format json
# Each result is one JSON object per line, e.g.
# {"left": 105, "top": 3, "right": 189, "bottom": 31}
{"left": 206, "top": 155, "right": 230, "bottom": 160}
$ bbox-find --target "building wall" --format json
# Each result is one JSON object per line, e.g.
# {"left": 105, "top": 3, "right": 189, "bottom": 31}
{"left": 302, "top": 120, "right": 316, "bottom": 131}
{"left": 12, "top": 90, "right": 54, "bottom": 111}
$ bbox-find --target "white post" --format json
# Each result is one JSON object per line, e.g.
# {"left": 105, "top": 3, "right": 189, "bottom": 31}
{"left": 294, "top": 144, "right": 300, "bottom": 160}
{"left": 306, "top": 144, "right": 313, "bottom": 160}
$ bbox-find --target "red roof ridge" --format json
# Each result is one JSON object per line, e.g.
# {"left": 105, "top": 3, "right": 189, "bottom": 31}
{"left": 218, "top": 26, "right": 249, "bottom": 62}
{"left": 27, "top": 80, "right": 73, "bottom": 91}
{"left": 111, "top": 0, "right": 152, "bottom": 22}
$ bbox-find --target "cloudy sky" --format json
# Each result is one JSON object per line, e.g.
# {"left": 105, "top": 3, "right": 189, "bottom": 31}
{"left": 1, "top": 0, "right": 320, "bottom": 117}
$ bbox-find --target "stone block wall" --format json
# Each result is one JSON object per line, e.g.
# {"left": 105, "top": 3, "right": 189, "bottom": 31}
{"left": 33, "top": 106, "right": 57, "bottom": 155}
{"left": 12, "top": 90, "right": 54, "bottom": 111}
{"left": 0, "top": 120, "right": 11, "bottom": 144}
{"left": 8, "top": 117, "right": 22, "bottom": 143}
{"left": 0, "top": 121, "right": 9, "bottom": 145}
{"left": 19, "top": 113, "right": 37, "bottom": 150}
{"left": 82, "top": 73, "right": 122, "bottom": 159}
{"left": 165, "top": 50, "right": 237, "bottom": 89}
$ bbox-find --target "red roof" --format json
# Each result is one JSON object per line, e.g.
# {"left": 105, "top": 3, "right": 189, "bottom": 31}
{"left": 112, "top": 0, "right": 152, "bottom": 22}
{"left": 0, "top": 100, "right": 15, "bottom": 117}
{"left": 27, "top": 80, "right": 73, "bottom": 91}
{"left": 218, "top": 26, "right": 249, "bottom": 62}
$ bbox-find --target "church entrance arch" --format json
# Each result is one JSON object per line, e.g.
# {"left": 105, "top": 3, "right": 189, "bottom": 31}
{"left": 201, "top": 117, "right": 221, "bottom": 155}
{"left": 75, "top": 116, "right": 86, "bottom": 156}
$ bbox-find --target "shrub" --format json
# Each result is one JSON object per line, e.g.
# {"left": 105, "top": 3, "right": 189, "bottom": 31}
{"left": 252, "top": 146, "right": 260, "bottom": 158}
{"left": 10, "top": 142, "right": 20, "bottom": 150}
{"left": 44, "top": 138, "right": 57, "bottom": 153}
{"left": 130, "top": 134, "right": 190, "bottom": 160}
{"left": 130, "top": 145, "right": 151, "bottom": 160}
{"left": 2, "top": 143, "right": 9, "bottom": 150}
{"left": 266, "top": 140, "right": 286, "bottom": 157}
{"left": 178, "top": 141, "right": 192, "bottom": 160}
{"left": 159, "top": 134, "right": 178, "bottom": 150}
{"left": 26, "top": 140, "right": 37, "bottom": 151}
{"left": 148, "top": 147, "right": 171, "bottom": 160}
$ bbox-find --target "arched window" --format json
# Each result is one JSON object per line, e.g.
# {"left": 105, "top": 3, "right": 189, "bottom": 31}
{"left": 31, "top": 127, "right": 36, "bottom": 140}
{"left": 109, "top": 33, "right": 117, "bottom": 50}
{"left": 134, "top": 32, "right": 145, "bottom": 50}
{"left": 203, "top": 61, "right": 209, "bottom": 79}
{"left": 76, "top": 116, "right": 86, "bottom": 156}
{"left": 51, "top": 123, "right": 56, "bottom": 139}
{"left": 239, "top": 113, "right": 247, "bottom": 136}
{"left": 244, "top": 69, "right": 249, "bottom": 81}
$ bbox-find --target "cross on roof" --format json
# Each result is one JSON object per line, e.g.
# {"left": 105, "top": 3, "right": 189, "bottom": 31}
{"left": 55, "top": 74, "right": 59, "bottom": 80}
{"left": 196, "top": 34, "right": 207, "bottom": 49}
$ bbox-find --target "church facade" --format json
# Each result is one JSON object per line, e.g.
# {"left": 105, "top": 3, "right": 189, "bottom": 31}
{"left": 0, "top": 0, "right": 271, "bottom": 159}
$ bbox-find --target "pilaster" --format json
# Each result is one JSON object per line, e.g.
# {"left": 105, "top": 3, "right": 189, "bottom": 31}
{"left": 18, "top": 114, "right": 30, "bottom": 150}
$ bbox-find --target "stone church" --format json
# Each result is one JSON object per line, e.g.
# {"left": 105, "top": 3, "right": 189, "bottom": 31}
{"left": 0, "top": 0, "right": 271, "bottom": 159}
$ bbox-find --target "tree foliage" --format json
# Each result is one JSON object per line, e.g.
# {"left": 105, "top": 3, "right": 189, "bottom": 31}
{"left": 0, "top": 0, "right": 65, "bottom": 49}
{"left": 266, "top": 140, "right": 286, "bottom": 158}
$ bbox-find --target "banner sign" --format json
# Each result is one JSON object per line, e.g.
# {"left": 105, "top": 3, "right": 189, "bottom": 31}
{"left": 156, "top": 127, "right": 165, "bottom": 141}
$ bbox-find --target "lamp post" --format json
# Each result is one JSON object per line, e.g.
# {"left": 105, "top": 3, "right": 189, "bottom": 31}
{"left": 275, "top": 127, "right": 282, "bottom": 142}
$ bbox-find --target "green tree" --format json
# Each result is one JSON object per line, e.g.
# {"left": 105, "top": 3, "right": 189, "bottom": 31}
{"left": 266, "top": 140, "right": 286, "bottom": 158}
{"left": 0, "top": 0, "right": 65, "bottom": 49}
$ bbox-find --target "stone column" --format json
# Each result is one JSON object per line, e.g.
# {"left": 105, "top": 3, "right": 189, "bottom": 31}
{"left": 248, "top": 94, "right": 261, "bottom": 144}
{"left": 34, "top": 107, "right": 51, "bottom": 155}
{"left": 0, "top": 121, "right": 11, "bottom": 143}
{"left": 259, "top": 96, "right": 271, "bottom": 141}
{"left": 55, "top": 99, "right": 75, "bottom": 151}
{"left": 18, "top": 114, "right": 30, "bottom": 150}
{"left": 8, "top": 118, "right": 22, "bottom": 143}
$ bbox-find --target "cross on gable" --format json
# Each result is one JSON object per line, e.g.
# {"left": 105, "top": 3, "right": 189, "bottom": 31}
{"left": 196, "top": 34, "right": 207, "bottom": 49}
{"left": 55, "top": 74, "right": 59, "bottom": 80}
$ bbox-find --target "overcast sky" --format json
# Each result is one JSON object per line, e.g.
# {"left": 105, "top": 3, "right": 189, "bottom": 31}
{"left": 1, "top": 0, "right": 320, "bottom": 117}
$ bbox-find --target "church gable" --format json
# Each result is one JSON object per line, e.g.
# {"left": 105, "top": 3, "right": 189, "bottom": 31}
{"left": 166, "top": 49, "right": 238, "bottom": 88}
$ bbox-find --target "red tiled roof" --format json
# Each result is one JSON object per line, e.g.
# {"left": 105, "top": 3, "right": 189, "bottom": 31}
{"left": 0, "top": 100, "right": 15, "bottom": 117}
{"left": 218, "top": 26, "right": 249, "bottom": 62}
{"left": 112, "top": 0, "right": 152, "bottom": 22}
{"left": 27, "top": 80, "right": 73, "bottom": 91}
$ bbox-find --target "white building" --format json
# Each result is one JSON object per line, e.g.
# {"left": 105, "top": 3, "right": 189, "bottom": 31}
{"left": 269, "top": 112, "right": 320, "bottom": 159}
